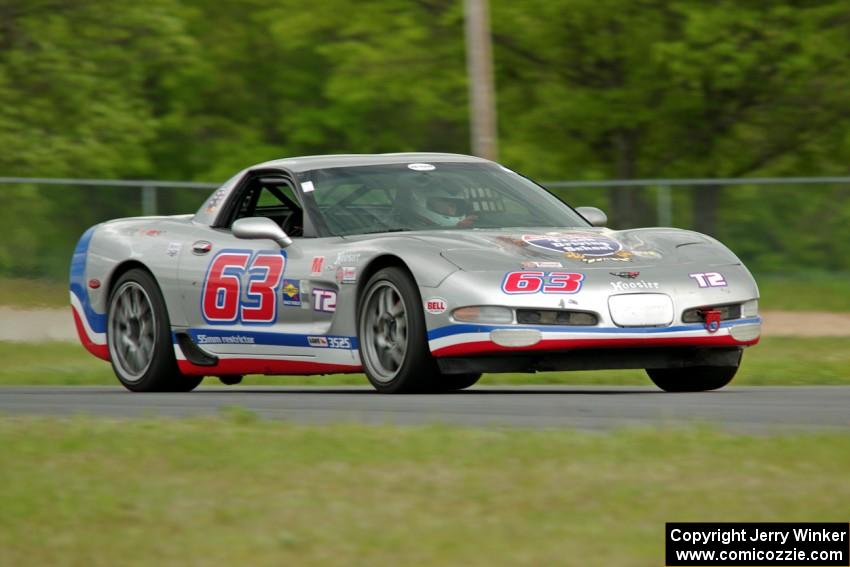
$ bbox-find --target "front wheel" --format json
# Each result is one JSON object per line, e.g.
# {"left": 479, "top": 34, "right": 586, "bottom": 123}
{"left": 357, "top": 267, "right": 438, "bottom": 393}
{"left": 646, "top": 366, "right": 738, "bottom": 392}
{"left": 107, "top": 269, "right": 203, "bottom": 392}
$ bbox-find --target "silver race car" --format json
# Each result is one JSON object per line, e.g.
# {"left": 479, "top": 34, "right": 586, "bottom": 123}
{"left": 70, "top": 153, "right": 760, "bottom": 393}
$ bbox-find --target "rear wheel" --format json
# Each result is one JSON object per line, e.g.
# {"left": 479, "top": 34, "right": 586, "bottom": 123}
{"left": 357, "top": 267, "right": 437, "bottom": 393}
{"left": 107, "top": 269, "right": 203, "bottom": 392}
{"left": 646, "top": 366, "right": 738, "bottom": 392}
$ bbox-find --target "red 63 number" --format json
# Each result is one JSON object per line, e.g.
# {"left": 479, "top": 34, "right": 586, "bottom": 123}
{"left": 202, "top": 251, "right": 286, "bottom": 324}
{"left": 501, "top": 271, "right": 584, "bottom": 294}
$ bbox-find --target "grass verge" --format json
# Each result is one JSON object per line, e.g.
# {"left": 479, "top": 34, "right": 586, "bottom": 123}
{"left": 1, "top": 336, "right": 848, "bottom": 387}
{"left": 757, "top": 273, "right": 850, "bottom": 311}
{"left": 0, "top": 278, "right": 68, "bottom": 308}
{"left": 0, "top": 417, "right": 847, "bottom": 566}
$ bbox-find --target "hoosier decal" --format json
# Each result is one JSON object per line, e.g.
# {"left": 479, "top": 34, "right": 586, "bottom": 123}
{"left": 609, "top": 280, "right": 660, "bottom": 292}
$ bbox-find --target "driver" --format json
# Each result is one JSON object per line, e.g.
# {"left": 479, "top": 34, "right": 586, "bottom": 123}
{"left": 409, "top": 186, "right": 476, "bottom": 228}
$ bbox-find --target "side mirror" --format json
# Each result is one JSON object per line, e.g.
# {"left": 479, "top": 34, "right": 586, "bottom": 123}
{"left": 576, "top": 206, "right": 607, "bottom": 227}
{"left": 232, "top": 217, "right": 293, "bottom": 248}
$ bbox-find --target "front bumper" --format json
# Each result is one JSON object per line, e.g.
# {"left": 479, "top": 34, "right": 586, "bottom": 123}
{"left": 436, "top": 345, "right": 745, "bottom": 375}
{"left": 428, "top": 317, "right": 761, "bottom": 357}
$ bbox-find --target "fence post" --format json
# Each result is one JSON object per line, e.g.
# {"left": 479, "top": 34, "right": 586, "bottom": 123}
{"left": 657, "top": 185, "right": 672, "bottom": 227}
{"left": 141, "top": 185, "right": 157, "bottom": 216}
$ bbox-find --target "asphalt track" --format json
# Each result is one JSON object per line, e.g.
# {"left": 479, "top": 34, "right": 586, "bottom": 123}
{"left": 1, "top": 386, "right": 848, "bottom": 431}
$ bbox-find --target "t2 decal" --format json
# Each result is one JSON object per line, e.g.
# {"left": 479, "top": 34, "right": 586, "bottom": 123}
{"left": 689, "top": 272, "right": 727, "bottom": 288}
{"left": 312, "top": 288, "right": 337, "bottom": 312}
{"left": 501, "top": 271, "right": 584, "bottom": 294}
{"left": 201, "top": 250, "right": 286, "bottom": 325}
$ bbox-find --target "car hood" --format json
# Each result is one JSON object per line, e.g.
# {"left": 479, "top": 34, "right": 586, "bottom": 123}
{"left": 395, "top": 227, "right": 740, "bottom": 272}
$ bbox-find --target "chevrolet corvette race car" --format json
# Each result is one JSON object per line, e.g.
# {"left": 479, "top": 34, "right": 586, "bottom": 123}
{"left": 70, "top": 153, "right": 761, "bottom": 393}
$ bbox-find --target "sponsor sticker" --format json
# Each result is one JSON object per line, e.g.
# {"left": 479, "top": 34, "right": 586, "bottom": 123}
{"left": 522, "top": 232, "right": 633, "bottom": 263}
{"left": 301, "top": 181, "right": 315, "bottom": 193}
{"left": 523, "top": 232, "right": 621, "bottom": 256}
{"left": 521, "top": 261, "right": 563, "bottom": 270}
{"left": 425, "top": 297, "right": 448, "bottom": 314}
{"left": 311, "top": 256, "right": 325, "bottom": 275}
{"left": 335, "top": 252, "right": 361, "bottom": 265}
{"left": 281, "top": 279, "right": 301, "bottom": 306}
{"left": 195, "top": 333, "right": 256, "bottom": 345}
{"left": 408, "top": 163, "right": 435, "bottom": 171}
{"left": 166, "top": 242, "right": 182, "bottom": 257}
{"left": 609, "top": 280, "right": 660, "bottom": 292}
{"left": 308, "top": 336, "right": 352, "bottom": 349}
{"left": 689, "top": 272, "right": 727, "bottom": 288}
{"left": 336, "top": 266, "right": 357, "bottom": 284}
{"left": 205, "top": 187, "right": 227, "bottom": 213}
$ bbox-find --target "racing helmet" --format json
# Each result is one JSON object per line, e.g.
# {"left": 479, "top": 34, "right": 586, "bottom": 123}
{"left": 409, "top": 185, "right": 469, "bottom": 226}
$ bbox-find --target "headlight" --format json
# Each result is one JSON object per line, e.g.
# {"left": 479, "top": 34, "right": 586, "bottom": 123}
{"left": 452, "top": 306, "right": 513, "bottom": 324}
{"left": 742, "top": 299, "right": 759, "bottom": 317}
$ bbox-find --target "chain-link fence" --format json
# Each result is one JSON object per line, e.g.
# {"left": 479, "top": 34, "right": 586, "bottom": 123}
{"left": 2, "top": 176, "right": 849, "bottom": 281}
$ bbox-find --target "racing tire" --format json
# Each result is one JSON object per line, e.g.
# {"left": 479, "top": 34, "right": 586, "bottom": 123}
{"left": 357, "top": 267, "right": 438, "bottom": 394}
{"left": 432, "top": 373, "right": 482, "bottom": 392}
{"left": 107, "top": 268, "right": 203, "bottom": 392}
{"left": 646, "top": 365, "right": 738, "bottom": 392}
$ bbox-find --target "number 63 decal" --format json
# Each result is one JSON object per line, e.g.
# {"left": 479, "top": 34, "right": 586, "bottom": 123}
{"left": 202, "top": 250, "right": 286, "bottom": 324}
{"left": 501, "top": 271, "right": 584, "bottom": 294}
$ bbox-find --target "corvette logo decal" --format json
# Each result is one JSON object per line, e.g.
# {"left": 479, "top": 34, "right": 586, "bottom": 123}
{"left": 611, "top": 271, "right": 640, "bottom": 279}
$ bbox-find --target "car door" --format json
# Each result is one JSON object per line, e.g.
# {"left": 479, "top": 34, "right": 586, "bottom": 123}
{"left": 177, "top": 173, "right": 319, "bottom": 357}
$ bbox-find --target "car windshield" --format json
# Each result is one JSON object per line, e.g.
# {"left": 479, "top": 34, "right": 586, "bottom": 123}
{"left": 302, "top": 162, "right": 589, "bottom": 236}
